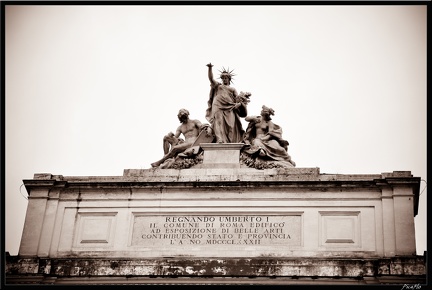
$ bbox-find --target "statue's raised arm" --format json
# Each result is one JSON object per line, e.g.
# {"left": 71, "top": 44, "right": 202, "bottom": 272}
{"left": 206, "top": 63, "right": 217, "bottom": 86}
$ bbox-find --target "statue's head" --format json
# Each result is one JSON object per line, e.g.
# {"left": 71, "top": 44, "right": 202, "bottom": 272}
{"left": 177, "top": 108, "right": 190, "bottom": 123}
{"left": 219, "top": 67, "right": 235, "bottom": 85}
{"left": 261, "top": 105, "right": 275, "bottom": 120}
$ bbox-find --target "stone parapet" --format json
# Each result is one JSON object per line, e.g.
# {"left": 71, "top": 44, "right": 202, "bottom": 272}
{"left": 25, "top": 168, "right": 419, "bottom": 184}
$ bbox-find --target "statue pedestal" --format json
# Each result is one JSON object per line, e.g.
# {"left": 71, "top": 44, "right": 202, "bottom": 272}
{"left": 197, "top": 143, "right": 244, "bottom": 168}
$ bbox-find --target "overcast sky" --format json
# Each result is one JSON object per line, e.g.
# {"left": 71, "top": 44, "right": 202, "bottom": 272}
{"left": 5, "top": 4, "right": 427, "bottom": 255}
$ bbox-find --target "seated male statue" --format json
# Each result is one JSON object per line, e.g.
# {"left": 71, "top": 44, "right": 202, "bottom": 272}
{"left": 151, "top": 108, "right": 211, "bottom": 168}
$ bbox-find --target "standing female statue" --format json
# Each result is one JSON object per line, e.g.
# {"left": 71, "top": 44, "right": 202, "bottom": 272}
{"left": 205, "top": 63, "right": 251, "bottom": 143}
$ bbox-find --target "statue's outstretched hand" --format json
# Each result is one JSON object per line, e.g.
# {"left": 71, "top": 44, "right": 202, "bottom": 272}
{"left": 206, "top": 63, "right": 213, "bottom": 68}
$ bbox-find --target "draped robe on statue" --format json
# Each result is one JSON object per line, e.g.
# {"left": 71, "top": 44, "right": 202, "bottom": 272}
{"left": 205, "top": 82, "right": 247, "bottom": 143}
{"left": 243, "top": 116, "right": 295, "bottom": 167}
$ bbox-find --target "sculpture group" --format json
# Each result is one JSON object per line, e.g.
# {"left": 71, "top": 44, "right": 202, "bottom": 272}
{"left": 151, "top": 63, "right": 296, "bottom": 169}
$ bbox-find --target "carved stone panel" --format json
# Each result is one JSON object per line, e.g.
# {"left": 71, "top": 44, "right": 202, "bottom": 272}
{"left": 130, "top": 213, "right": 302, "bottom": 249}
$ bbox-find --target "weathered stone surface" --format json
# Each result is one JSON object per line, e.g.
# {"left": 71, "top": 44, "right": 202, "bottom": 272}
{"left": 6, "top": 256, "right": 426, "bottom": 277}
{"left": 123, "top": 167, "right": 321, "bottom": 181}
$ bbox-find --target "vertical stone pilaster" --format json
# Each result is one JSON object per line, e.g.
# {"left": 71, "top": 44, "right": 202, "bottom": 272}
{"left": 380, "top": 187, "right": 396, "bottom": 256}
{"left": 392, "top": 186, "right": 416, "bottom": 255}
{"left": 18, "top": 189, "right": 50, "bottom": 256}
{"left": 37, "top": 189, "right": 61, "bottom": 257}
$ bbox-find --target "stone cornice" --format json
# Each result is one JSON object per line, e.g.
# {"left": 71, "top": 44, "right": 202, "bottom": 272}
{"left": 23, "top": 169, "right": 421, "bottom": 215}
